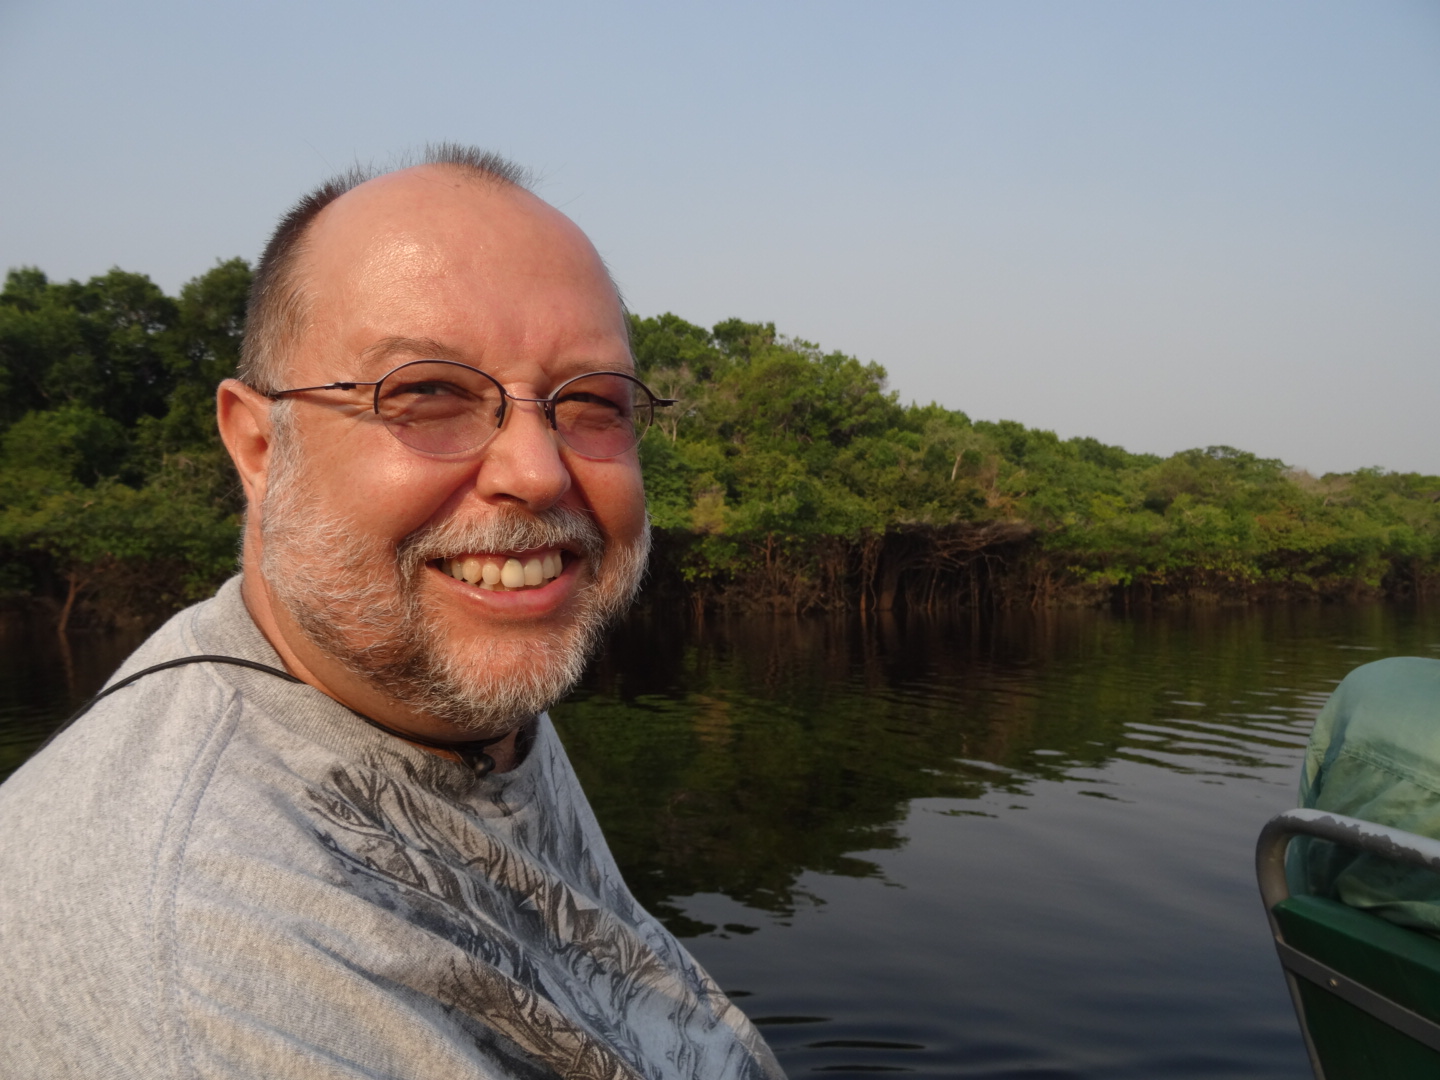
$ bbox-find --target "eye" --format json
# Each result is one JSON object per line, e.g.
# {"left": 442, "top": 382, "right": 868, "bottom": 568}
{"left": 385, "top": 378, "right": 469, "bottom": 400}
{"left": 553, "top": 374, "right": 636, "bottom": 417}
{"left": 556, "top": 388, "right": 623, "bottom": 411}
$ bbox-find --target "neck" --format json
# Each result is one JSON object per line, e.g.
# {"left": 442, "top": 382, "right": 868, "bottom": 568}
{"left": 239, "top": 567, "right": 530, "bottom": 774}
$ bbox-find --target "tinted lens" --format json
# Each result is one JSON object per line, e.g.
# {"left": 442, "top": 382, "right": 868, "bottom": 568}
{"left": 375, "top": 361, "right": 503, "bottom": 455}
{"left": 551, "top": 372, "right": 650, "bottom": 458}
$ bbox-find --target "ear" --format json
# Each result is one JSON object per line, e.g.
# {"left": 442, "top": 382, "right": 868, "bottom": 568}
{"left": 217, "top": 379, "right": 277, "bottom": 508}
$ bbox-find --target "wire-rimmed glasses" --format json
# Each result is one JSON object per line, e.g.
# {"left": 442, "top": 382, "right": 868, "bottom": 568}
{"left": 267, "top": 360, "right": 676, "bottom": 460}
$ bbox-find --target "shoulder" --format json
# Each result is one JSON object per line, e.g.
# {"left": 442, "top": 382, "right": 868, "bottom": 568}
{"left": 1314, "top": 656, "right": 1440, "bottom": 753}
{"left": 1303, "top": 656, "right": 1440, "bottom": 808}
{"left": 0, "top": 574, "right": 317, "bottom": 953}
{"left": 0, "top": 585, "right": 265, "bottom": 1076}
{"left": 0, "top": 612, "right": 258, "bottom": 909}
{"left": 1332, "top": 656, "right": 1440, "bottom": 704}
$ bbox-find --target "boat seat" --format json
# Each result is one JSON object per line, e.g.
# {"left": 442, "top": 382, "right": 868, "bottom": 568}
{"left": 1258, "top": 809, "right": 1440, "bottom": 1079}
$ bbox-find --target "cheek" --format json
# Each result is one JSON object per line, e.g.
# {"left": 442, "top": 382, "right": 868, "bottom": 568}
{"left": 308, "top": 437, "right": 458, "bottom": 537}
{"left": 578, "top": 460, "right": 648, "bottom": 544}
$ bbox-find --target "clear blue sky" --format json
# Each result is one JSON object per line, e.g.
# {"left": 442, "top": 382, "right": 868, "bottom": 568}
{"left": 3, "top": 0, "right": 1437, "bottom": 475}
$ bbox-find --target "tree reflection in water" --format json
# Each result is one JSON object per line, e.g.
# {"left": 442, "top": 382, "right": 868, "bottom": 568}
{"left": 559, "top": 604, "right": 1424, "bottom": 934}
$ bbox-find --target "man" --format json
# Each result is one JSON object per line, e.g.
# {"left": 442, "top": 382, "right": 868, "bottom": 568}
{"left": 0, "top": 147, "right": 784, "bottom": 1080}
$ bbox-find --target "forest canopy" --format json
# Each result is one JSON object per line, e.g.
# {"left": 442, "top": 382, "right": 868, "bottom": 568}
{"left": 3, "top": 261, "right": 1438, "bottom": 629}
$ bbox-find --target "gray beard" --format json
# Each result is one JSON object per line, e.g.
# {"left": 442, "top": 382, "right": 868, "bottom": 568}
{"left": 257, "top": 415, "right": 650, "bottom": 736}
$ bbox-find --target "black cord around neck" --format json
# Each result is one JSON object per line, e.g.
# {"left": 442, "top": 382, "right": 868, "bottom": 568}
{"left": 42, "top": 654, "right": 508, "bottom": 776}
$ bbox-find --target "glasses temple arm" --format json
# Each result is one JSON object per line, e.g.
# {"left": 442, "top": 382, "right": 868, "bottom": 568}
{"left": 267, "top": 380, "right": 380, "bottom": 400}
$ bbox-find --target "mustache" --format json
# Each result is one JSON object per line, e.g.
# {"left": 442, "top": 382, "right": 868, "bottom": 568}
{"left": 397, "top": 504, "right": 607, "bottom": 575}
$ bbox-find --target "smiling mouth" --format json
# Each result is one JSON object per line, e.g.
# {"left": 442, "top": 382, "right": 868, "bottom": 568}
{"left": 436, "top": 549, "right": 568, "bottom": 592}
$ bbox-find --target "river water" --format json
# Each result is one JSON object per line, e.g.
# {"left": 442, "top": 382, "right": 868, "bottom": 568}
{"left": 5, "top": 600, "right": 1439, "bottom": 1077}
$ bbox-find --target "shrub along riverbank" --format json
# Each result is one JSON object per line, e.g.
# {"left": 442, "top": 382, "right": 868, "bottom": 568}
{"left": 3, "top": 261, "right": 1438, "bottom": 630}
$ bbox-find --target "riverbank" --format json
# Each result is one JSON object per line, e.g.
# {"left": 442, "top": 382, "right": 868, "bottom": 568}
{"left": 641, "top": 529, "right": 1440, "bottom": 616}
{"left": 4, "top": 263, "right": 1438, "bottom": 629}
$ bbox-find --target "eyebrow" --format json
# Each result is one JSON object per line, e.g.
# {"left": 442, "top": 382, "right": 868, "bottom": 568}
{"left": 358, "top": 337, "right": 468, "bottom": 373}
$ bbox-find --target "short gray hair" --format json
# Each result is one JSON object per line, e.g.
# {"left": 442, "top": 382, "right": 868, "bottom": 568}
{"left": 237, "top": 144, "right": 533, "bottom": 392}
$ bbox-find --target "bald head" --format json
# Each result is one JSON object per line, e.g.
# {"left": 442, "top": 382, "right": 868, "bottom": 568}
{"left": 286, "top": 166, "right": 629, "bottom": 394}
{"left": 238, "top": 146, "right": 617, "bottom": 393}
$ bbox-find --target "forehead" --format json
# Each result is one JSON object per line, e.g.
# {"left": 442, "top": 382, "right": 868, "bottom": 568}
{"left": 293, "top": 168, "right": 630, "bottom": 381}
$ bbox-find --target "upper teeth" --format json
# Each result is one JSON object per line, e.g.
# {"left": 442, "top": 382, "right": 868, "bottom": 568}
{"left": 442, "top": 550, "right": 565, "bottom": 591}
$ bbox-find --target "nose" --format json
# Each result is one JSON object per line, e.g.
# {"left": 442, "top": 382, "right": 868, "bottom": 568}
{"left": 471, "top": 396, "right": 572, "bottom": 510}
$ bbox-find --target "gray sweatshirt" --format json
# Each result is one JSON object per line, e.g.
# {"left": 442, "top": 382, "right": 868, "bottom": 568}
{"left": 0, "top": 577, "right": 782, "bottom": 1080}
